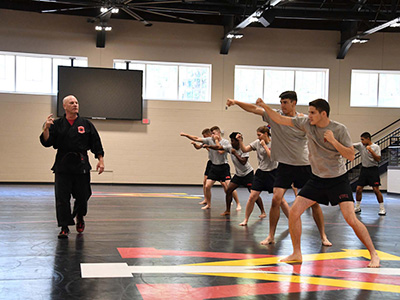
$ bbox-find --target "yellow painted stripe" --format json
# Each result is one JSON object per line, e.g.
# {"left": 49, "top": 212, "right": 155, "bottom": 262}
{"left": 187, "top": 250, "right": 400, "bottom": 267}
{"left": 188, "top": 272, "right": 400, "bottom": 293}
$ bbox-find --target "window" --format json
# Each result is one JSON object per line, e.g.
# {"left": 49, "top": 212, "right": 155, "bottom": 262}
{"left": 0, "top": 51, "right": 88, "bottom": 95}
{"left": 351, "top": 70, "right": 400, "bottom": 108}
{"left": 114, "top": 60, "right": 211, "bottom": 102}
{"left": 234, "top": 66, "right": 329, "bottom": 105}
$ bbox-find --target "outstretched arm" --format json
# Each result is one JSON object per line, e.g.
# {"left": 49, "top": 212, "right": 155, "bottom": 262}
{"left": 180, "top": 132, "right": 203, "bottom": 143}
{"left": 226, "top": 99, "right": 265, "bottom": 116}
{"left": 203, "top": 144, "right": 223, "bottom": 151}
{"left": 255, "top": 98, "right": 293, "bottom": 127}
{"left": 191, "top": 142, "right": 204, "bottom": 150}
{"left": 324, "top": 130, "right": 355, "bottom": 161}
{"left": 236, "top": 133, "right": 252, "bottom": 153}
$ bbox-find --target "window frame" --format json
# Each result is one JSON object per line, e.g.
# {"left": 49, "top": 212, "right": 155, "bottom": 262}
{"left": 0, "top": 51, "right": 88, "bottom": 95}
{"left": 350, "top": 69, "right": 400, "bottom": 108}
{"left": 114, "top": 59, "right": 212, "bottom": 102}
{"left": 234, "top": 65, "right": 329, "bottom": 105}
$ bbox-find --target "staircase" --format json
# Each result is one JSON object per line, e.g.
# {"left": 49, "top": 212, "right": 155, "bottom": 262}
{"left": 346, "top": 119, "right": 400, "bottom": 190}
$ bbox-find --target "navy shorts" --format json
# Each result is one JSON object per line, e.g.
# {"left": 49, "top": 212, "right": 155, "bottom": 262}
{"left": 251, "top": 169, "right": 276, "bottom": 193}
{"left": 231, "top": 171, "right": 254, "bottom": 191}
{"left": 357, "top": 166, "right": 381, "bottom": 187}
{"left": 274, "top": 163, "right": 312, "bottom": 189}
{"left": 207, "top": 163, "right": 231, "bottom": 182}
{"left": 298, "top": 173, "right": 354, "bottom": 206}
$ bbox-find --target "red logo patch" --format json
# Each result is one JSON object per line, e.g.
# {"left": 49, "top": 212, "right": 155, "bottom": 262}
{"left": 78, "top": 126, "right": 85, "bottom": 134}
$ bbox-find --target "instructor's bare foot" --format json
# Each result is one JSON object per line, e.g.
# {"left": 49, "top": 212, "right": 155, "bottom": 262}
{"left": 321, "top": 237, "right": 332, "bottom": 247}
{"left": 236, "top": 204, "right": 242, "bottom": 211}
{"left": 201, "top": 205, "right": 211, "bottom": 210}
{"left": 220, "top": 211, "right": 230, "bottom": 216}
{"left": 259, "top": 212, "right": 267, "bottom": 219}
{"left": 199, "top": 200, "right": 207, "bottom": 205}
{"left": 260, "top": 236, "right": 275, "bottom": 245}
{"left": 368, "top": 253, "right": 380, "bottom": 268}
{"left": 239, "top": 220, "right": 248, "bottom": 226}
{"left": 280, "top": 253, "right": 303, "bottom": 263}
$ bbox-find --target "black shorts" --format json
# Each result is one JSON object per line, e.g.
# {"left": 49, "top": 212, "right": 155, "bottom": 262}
{"left": 231, "top": 171, "right": 254, "bottom": 190}
{"left": 274, "top": 163, "right": 312, "bottom": 189}
{"left": 357, "top": 166, "right": 381, "bottom": 187}
{"left": 251, "top": 169, "right": 276, "bottom": 193}
{"left": 204, "top": 160, "right": 212, "bottom": 176}
{"left": 298, "top": 173, "right": 354, "bottom": 206}
{"left": 207, "top": 163, "right": 231, "bottom": 182}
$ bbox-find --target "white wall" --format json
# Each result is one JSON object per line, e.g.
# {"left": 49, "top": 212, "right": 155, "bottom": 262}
{"left": 0, "top": 9, "right": 399, "bottom": 184}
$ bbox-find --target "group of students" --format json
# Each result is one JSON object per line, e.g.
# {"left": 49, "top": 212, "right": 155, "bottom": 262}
{"left": 181, "top": 91, "right": 383, "bottom": 268}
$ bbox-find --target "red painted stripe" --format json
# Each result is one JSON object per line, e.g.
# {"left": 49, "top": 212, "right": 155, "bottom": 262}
{"left": 118, "top": 247, "right": 273, "bottom": 259}
{"left": 136, "top": 282, "right": 347, "bottom": 299}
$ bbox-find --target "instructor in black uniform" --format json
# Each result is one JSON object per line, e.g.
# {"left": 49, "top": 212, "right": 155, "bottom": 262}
{"left": 40, "top": 95, "right": 105, "bottom": 238}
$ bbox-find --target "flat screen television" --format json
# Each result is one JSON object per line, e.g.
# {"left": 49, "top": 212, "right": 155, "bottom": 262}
{"left": 57, "top": 66, "right": 143, "bottom": 120}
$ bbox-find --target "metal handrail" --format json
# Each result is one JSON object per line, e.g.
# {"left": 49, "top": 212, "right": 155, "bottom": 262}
{"left": 371, "top": 118, "right": 400, "bottom": 138}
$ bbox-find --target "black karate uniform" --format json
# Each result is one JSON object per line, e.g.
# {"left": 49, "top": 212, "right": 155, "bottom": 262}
{"left": 40, "top": 114, "right": 104, "bottom": 227}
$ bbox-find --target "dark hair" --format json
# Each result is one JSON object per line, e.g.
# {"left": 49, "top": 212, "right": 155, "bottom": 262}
{"left": 256, "top": 125, "right": 271, "bottom": 137}
{"left": 210, "top": 126, "right": 220, "bottom": 133}
{"left": 361, "top": 132, "right": 371, "bottom": 140}
{"left": 229, "top": 132, "right": 240, "bottom": 141}
{"left": 279, "top": 91, "right": 297, "bottom": 102}
{"left": 202, "top": 128, "right": 211, "bottom": 135}
{"left": 309, "top": 98, "right": 330, "bottom": 117}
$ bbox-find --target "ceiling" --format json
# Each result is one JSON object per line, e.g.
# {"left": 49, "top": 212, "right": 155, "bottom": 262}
{"left": 1, "top": 0, "right": 400, "bottom": 56}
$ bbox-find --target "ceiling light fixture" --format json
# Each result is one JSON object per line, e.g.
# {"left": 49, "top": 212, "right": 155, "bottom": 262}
{"left": 95, "top": 25, "right": 112, "bottom": 31}
{"left": 227, "top": 33, "right": 244, "bottom": 39}
{"left": 352, "top": 38, "right": 369, "bottom": 44}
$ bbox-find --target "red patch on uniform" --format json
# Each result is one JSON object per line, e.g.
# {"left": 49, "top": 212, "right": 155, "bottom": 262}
{"left": 78, "top": 126, "right": 85, "bottom": 134}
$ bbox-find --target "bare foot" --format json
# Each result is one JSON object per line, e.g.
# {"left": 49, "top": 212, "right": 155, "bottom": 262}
{"left": 236, "top": 204, "right": 242, "bottom": 211}
{"left": 260, "top": 236, "right": 275, "bottom": 245}
{"left": 199, "top": 200, "right": 207, "bottom": 205}
{"left": 280, "top": 253, "right": 303, "bottom": 263}
{"left": 321, "top": 237, "right": 332, "bottom": 247}
{"left": 259, "top": 212, "right": 267, "bottom": 219}
{"left": 201, "top": 205, "right": 211, "bottom": 210}
{"left": 368, "top": 253, "right": 380, "bottom": 268}
{"left": 220, "top": 211, "right": 230, "bottom": 216}
{"left": 239, "top": 220, "right": 248, "bottom": 226}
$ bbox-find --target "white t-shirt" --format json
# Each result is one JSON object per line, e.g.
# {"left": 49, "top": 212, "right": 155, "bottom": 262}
{"left": 201, "top": 137, "right": 229, "bottom": 165}
{"left": 353, "top": 142, "right": 380, "bottom": 167}
{"left": 249, "top": 139, "right": 278, "bottom": 172}
{"left": 292, "top": 117, "right": 353, "bottom": 178}
{"left": 262, "top": 110, "right": 309, "bottom": 166}
{"left": 223, "top": 144, "right": 253, "bottom": 177}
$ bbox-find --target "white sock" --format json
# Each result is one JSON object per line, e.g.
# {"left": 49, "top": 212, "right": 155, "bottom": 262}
{"left": 379, "top": 202, "right": 385, "bottom": 210}
{"left": 356, "top": 201, "right": 361, "bottom": 207}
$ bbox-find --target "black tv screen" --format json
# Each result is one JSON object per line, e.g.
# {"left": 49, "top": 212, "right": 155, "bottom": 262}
{"left": 57, "top": 66, "right": 143, "bottom": 120}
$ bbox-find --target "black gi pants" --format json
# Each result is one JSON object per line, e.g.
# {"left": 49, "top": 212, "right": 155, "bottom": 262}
{"left": 54, "top": 172, "right": 92, "bottom": 227}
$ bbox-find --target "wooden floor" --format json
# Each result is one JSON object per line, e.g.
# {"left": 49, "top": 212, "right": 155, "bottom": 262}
{"left": 1, "top": 184, "right": 400, "bottom": 300}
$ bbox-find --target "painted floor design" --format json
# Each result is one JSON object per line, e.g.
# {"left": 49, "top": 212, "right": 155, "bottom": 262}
{"left": 1, "top": 184, "right": 399, "bottom": 299}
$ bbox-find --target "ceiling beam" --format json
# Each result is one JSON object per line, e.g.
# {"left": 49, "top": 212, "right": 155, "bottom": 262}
{"left": 220, "top": 0, "right": 280, "bottom": 55}
{"left": 337, "top": 16, "right": 400, "bottom": 59}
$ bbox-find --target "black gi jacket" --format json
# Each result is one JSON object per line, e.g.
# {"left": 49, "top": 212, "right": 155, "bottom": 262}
{"left": 40, "top": 114, "right": 104, "bottom": 174}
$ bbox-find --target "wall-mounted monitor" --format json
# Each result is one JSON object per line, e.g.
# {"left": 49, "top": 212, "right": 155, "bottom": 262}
{"left": 57, "top": 66, "right": 143, "bottom": 120}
